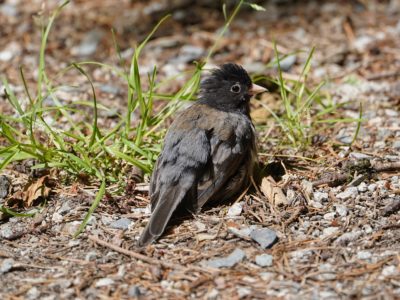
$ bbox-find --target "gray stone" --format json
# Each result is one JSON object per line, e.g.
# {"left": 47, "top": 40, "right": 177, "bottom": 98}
{"left": 71, "top": 29, "right": 103, "bottom": 57}
{"left": 309, "top": 200, "right": 323, "bottom": 209}
{"left": 237, "top": 286, "right": 251, "bottom": 298}
{"left": 99, "top": 84, "right": 121, "bottom": 95}
{"left": 85, "top": 251, "right": 98, "bottom": 261}
{"left": 255, "top": 254, "right": 273, "bottom": 267}
{"left": 204, "top": 248, "right": 246, "bottom": 268}
{"left": 349, "top": 152, "right": 372, "bottom": 160}
{"left": 57, "top": 200, "right": 71, "bottom": 215}
{"left": 128, "top": 285, "right": 141, "bottom": 297}
{"left": 250, "top": 228, "right": 278, "bottom": 249}
{"left": 277, "top": 55, "right": 297, "bottom": 71}
{"left": 393, "top": 140, "right": 400, "bottom": 149}
{"left": 357, "top": 251, "right": 372, "bottom": 260}
{"left": 0, "top": 42, "right": 21, "bottom": 62}
{"left": 335, "top": 204, "right": 348, "bottom": 217}
{"left": 227, "top": 202, "right": 243, "bottom": 217}
{"left": 0, "top": 175, "right": 10, "bottom": 199}
{"left": 0, "top": 258, "right": 14, "bottom": 274}
{"left": 313, "top": 191, "right": 328, "bottom": 202}
{"left": 334, "top": 230, "right": 363, "bottom": 245}
{"left": 368, "top": 183, "right": 377, "bottom": 192}
{"left": 170, "top": 45, "right": 205, "bottom": 64}
{"left": 323, "top": 212, "right": 336, "bottom": 221}
{"left": 95, "top": 278, "right": 114, "bottom": 287}
{"left": 357, "top": 182, "right": 368, "bottom": 192}
{"left": 336, "top": 132, "right": 353, "bottom": 144}
{"left": 26, "top": 287, "right": 40, "bottom": 300}
{"left": 353, "top": 35, "right": 374, "bottom": 52}
{"left": 110, "top": 218, "right": 132, "bottom": 230}
{"left": 0, "top": 224, "right": 15, "bottom": 240}
{"left": 242, "top": 62, "right": 266, "bottom": 74}
{"left": 336, "top": 187, "right": 358, "bottom": 200}
{"left": 321, "top": 227, "right": 339, "bottom": 238}
{"left": 380, "top": 265, "right": 398, "bottom": 279}
{"left": 0, "top": 4, "right": 18, "bottom": 17}
{"left": 317, "top": 263, "right": 336, "bottom": 280}
{"left": 228, "top": 225, "right": 257, "bottom": 239}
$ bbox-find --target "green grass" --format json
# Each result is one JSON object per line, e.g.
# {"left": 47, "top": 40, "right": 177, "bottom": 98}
{"left": 254, "top": 44, "right": 363, "bottom": 150}
{"left": 0, "top": 0, "right": 250, "bottom": 228}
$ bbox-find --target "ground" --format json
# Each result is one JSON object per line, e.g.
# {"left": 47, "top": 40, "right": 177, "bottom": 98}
{"left": 0, "top": 0, "right": 400, "bottom": 299}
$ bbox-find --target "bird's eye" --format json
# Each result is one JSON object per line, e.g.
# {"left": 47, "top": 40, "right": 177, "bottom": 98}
{"left": 230, "top": 83, "right": 241, "bottom": 93}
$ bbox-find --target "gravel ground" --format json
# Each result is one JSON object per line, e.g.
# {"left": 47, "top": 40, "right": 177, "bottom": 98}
{"left": 1, "top": 0, "right": 399, "bottom": 299}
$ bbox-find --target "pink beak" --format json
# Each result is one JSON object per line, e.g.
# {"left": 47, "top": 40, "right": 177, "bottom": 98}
{"left": 250, "top": 83, "right": 268, "bottom": 96}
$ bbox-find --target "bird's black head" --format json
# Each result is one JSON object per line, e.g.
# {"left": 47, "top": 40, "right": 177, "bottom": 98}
{"left": 198, "top": 63, "right": 262, "bottom": 115}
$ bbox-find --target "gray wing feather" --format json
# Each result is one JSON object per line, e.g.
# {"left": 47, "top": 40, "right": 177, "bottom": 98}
{"left": 138, "top": 128, "right": 210, "bottom": 246}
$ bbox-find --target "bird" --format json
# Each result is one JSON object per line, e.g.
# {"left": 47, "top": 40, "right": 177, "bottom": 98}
{"left": 138, "top": 63, "right": 267, "bottom": 246}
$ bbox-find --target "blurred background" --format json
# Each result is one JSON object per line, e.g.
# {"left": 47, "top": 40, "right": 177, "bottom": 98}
{"left": 2, "top": 0, "right": 400, "bottom": 86}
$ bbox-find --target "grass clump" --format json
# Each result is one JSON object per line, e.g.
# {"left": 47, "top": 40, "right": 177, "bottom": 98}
{"left": 256, "top": 45, "right": 362, "bottom": 150}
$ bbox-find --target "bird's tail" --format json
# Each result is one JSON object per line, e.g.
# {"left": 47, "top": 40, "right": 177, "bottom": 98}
{"left": 138, "top": 187, "right": 187, "bottom": 247}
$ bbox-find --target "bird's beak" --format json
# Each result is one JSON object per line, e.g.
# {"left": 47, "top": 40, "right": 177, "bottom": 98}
{"left": 250, "top": 83, "right": 268, "bottom": 96}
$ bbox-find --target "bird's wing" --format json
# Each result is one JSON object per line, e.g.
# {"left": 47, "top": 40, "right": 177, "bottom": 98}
{"left": 138, "top": 120, "right": 211, "bottom": 246}
{"left": 192, "top": 131, "right": 249, "bottom": 211}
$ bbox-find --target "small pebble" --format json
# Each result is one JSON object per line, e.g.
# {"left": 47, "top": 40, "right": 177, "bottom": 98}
{"left": 321, "top": 227, "right": 339, "bottom": 238}
{"left": 335, "top": 205, "right": 348, "bottom": 217}
{"left": 380, "top": 265, "right": 398, "bottom": 278}
{"left": 204, "top": 248, "right": 246, "bottom": 268}
{"left": 237, "top": 286, "right": 251, "bottom": 298}
{"left": 334, "top": 231, "right": 363, "bottom": 245}
{"left": 0, "top": 258, "right": 14, "bottom": 274}
{"left": 309, "top": 200, "right": 323, "bottom": 209}
{"left": 109, "top": 218, "right": 132, "bottom": 230}
{"left": 313, "top": 191, "right": 329, "bottom": 202}
{"left": 357, "top": 182, "right": 368, "bottom": 192}
{"left": 357, "top": 251, "right": 372, "bottom": 260}
{"left": 128, "top": 285, "right": 141, "bottom": 297}
{"left": 255, "top": 254, "right": 273, "bottom": 267}
{"left": 95, "top": 278, "right": 114, "bottom": 287}
{"left": 368, "top": 183, "right": 377, "bottom": 192}
{"left": 0, "top": 175, "right": 10, "bottom": 199}
{"left": 336, "top": 187, "right": 358, "bottom": 200}
{"left": 227, "top": 202, "right": 243, "bottom": 217}
{"left": 250, "top": 228, "right": 278, "bottom": 249}
{"left": 349, "top": 152, "right": 371, "bottom": 160}
{"left": 323, "top": 212, "right": 336, "bottom": 221}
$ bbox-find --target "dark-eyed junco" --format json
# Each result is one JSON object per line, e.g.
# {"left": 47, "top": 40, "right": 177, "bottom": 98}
{"left": 138, "top": 63, "right": 267, "bottom": 246}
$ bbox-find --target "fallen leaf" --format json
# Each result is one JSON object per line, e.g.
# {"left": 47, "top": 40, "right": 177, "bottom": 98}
{"left": 7, "top": 176, "right": 51, "bottom": 208}
{"left": 261, "top": 176, "right": 288, "bottom": 207}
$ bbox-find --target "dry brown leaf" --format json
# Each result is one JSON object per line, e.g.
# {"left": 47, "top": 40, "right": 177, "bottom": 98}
{"left": 8, "top": 176, "right": 51, "bottom": 208}
{"left": 260, "top": 176, "right": 288, "bottom": 207}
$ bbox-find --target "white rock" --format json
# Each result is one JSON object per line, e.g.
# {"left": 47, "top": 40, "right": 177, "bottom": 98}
{"left": 237, "top": 287, "right": 251, "bottom": 298}
{"left": 95, "top": 278, "right": 114, "bottom": 287}
{"left": 255, "top": 254, "right": 273, "bottom": 267}
{"left": 323, "top": 212, "right": 336, "bottom": 221}
{"left": 368, "top": 183, "right": 377, "bottom": 192}
{"left": 357, "top": 182, "right": 368, "bottom": 192}
{"left": 321, "top": 227, "right": 339, "bottom": 238}
{"left": 357, "top": 251, "right": 372, "bottom": 260}
{"left": 313, "top": 191, "right": 329, "bottom": 202}
{"left": 227, "top": 202, "right": 243, "bottom": 217}
{"left": 353, "top": 35, "right": 374, "bottom": 52}
{"left": 52, "top": 212, "right": 63, "bottom": 223}
{"left": 380, "top": 265, "right": 398, "bottom": 278}
{"left": 335, "top": 205, "right": 348, "bottom": 217}
{"left": 336, "top": 187, "right": 358, "bottom": 200}
{"left": 309, "top": 200, "right": 323, "bottom": 209}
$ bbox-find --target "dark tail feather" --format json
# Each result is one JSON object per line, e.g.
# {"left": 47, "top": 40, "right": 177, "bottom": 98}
{"left": 138, "top": 187, "right": 187, "bottom": 247}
